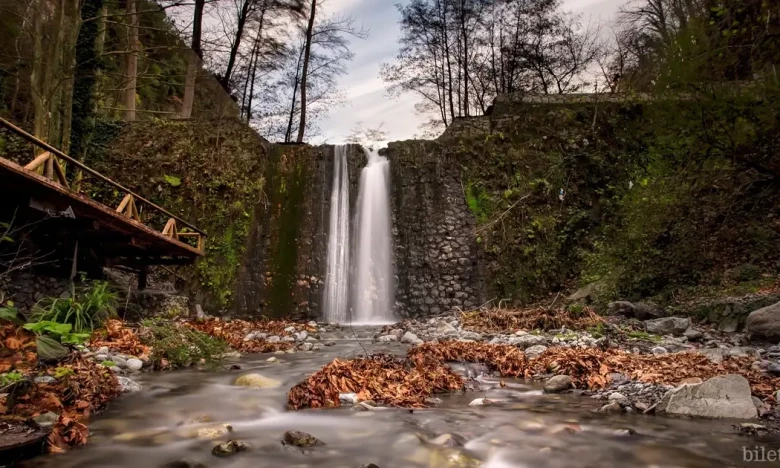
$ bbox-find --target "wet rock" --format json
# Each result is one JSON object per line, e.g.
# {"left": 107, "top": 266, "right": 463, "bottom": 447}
{"left": 212, "top": 440, "right": 250, "bottom": 457}
{"left": 33, "top": 376, "right": 56, "bottom": 384}
{"left": 195, "top": 424, "right": 232, "bottom": 439}
{"left": 656, "top": 374, "right": 757, "bottom": 419}
{"left": 401, "top": 332, "right": 420, "bottom": 344}
{"left": 599, "top": 401, "right": 623, "bottom": 413}
{"left": 126, "top": 358, "right": 143, "bottom": 371}
{"left": 282, "top": 431, "right": 325, "bottom": 447}
{"left": 295, "top": 331, "right": 308, "bottom": 342}
{"left": 233, "top": 373, "right": 281, "bottom": 389}
{"left": 324, "top": 342, "right": 336, "bottom": 347}
{"left": 160, "top": 459, "right": 207, "bottom": 468}
{"left": 609, "top": 301, "right": 665, "bottom": 320}
{"left": 32, "top": 412, "right": 58, "bottom": 428}
{"left": 608, "top": 392, "right": 627, "bottom": 402}
{"left": 284, "top": 326, "right": 296, "bottom": 333}
{"left": 266, "top": 357, "right": 278, "bottom": 363}
{"left": 543, "top": 375, "right": 573, "bottom": 393}
{"left": 435, "top": 322, "right": 458, "bottom": 336}
{"left": 684, "top": 329, "right": 703, "bottom": 341}
{"left": 509, "top": 334, "right": 546, "bottom": 349}
{"left": 524, "top": 345, "right": 548, "bottom": 358}
{"left": 468, "top": 398, "right": 491, "bottom": 406}
{"left": 752, "top": 397, "right": 770, "bottom": 417}
{"left": 117, "top": 376, "right": 142, "bottom": 393}
{"left": 746, "top": 301, "right": 780, "bottom": 342}
{"left": 113, "top": 356, "right": 128, "bottom": 368}
{"left": 459, "top": 331, "right": 483, "bottom": 341}
{"left": 390, "top": 329, "right": 404, "bottom": 338}
{"left": 427, "top": 433, "right": 464, "bottom": 448}
{"left": 339, "top": 393, "right": 359, "bottom": 405}
{"left": 377, "top": 335, "right": 398, "bottom": 342}
{"left": 651, "top": 346, "right": 668, "bottom": 355}
{"left": 644, "top": 317, "right": 690, "bottom": 336}
{"left": 767, "top": 363, "right": 780, "bottom": 375}
{"left": 298, "top": 342, "right": 314, "bottom": 352}
{"left": 267, "top": 336, "right": 281, "bottom": 343}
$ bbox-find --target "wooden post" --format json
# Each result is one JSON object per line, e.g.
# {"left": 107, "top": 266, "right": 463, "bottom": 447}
{"left": 138, "top": 265, "right": 148, "bottom": 290}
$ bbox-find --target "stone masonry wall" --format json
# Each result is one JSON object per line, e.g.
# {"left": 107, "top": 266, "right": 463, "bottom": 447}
{"left": 387, "top": 141, "right": 483, "bottom": 318}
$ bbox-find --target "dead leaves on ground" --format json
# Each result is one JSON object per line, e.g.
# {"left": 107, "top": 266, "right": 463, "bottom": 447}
{"left": 288, "top": 354, "right": 464, "bottom": 409}
{"left": 460, "top": 307, "right": 604, "bottom": 333}
{"left": 89, "top": 319, "right": 150, "bottom": 357}
{"left": 186, "top": 318, "right": 309, "bottom": 353}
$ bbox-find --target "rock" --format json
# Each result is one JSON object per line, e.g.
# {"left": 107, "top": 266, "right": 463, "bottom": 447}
{"left": 651, "top": 346, "right": 668, "bottom": 355}
{"left": 524, "top": 345, "right": 548, "bottom": 359}
{"left": 608, "top": 373, "right": 629, "bottom": 385}
{"left": 634, "top": 402, "right": 649, "bottom": 412}
{"left": 377, "top": 335, "right": 398, "bottom": 342}
{"left": 767, "top": 363, "right": 780, "bottom": 375}
{"left": 459, "top": 331, "right": 482, "bottom": 341}
{"left": 243, "top": 332, "right": 256, "bottom": 342}
{"left": 307, "top": 321, "right": 317, "bottom": 327}
{"left": 679, "top": 377, "right": 703, "bottom": 385}
{"left": 266, "top": 357, "right": 278, "bottom": 363}
{"left": 435, "top": 322, "right": 458, "bottom": 336}
{"left": 161, "top": 459, "right": 207, "bottom": 468}
{"left": 390, "top": 329, "right": 404, "bottom": 338}
{"left": 212, "top": 440, "right": 250, "bottom": 457}
{"left": 298, "top": 342, "right": 314, "bottom": 352}
{"left": 33, "top": 376, "right": 56, "bottom": 384}
{"left": 543, "top": 375, "right": 573, "bottom": 393}
{"left": 752, "top": 397, "right": 769, "bottom": 417}
{"left": 284, "top": 326, "right": 296, "bottom": 333}
{"left": 608, "top": 301, "right": 665, "bottom": 320}
{"left": 509, "top": 334, "right": 546, "bottom": 349}
{"left": 568, "top": 282, "right": 601, "bottom": 303}
{"left": 411, "top": 339, "right": 424, "bottom": 346}
{"left": 117, "top": 376, "right": 142, "bottom": 393}
{"left": 684, "top": 329, "right": 703, "bottom": 341}
{"left": 95, "top": 354, "right": 108, "bottom": 362}
{"left": 281, "top": 336, "right": 295, "bottom": 343}
{"left": 427, "top": 433, "right": 463, "bottom": 448}
{"left": 747, "top": 301, "right": 780, "bottom": 342}
{"left": 608, "top": 392, "right": 627, "bottom": 402}
{"left": 339, "top": 393, "right": 359, "bottom": 405}
{"left": 32, "top": 411, "right": 59, "bottom": 428}
{"left": 655, "top": 374, "right": 757, "bottom": 419}
{"left": 113, "top": 356, "right": 128, "bottom": 368}
{"left": 96, "top": 346, "right": 109, "bottom": 356}
{"left": 644, "top": 317, "right": 690, "bottom": 336}
{"left": 195, "top": 424, "right": 233, "bottom": 439}
{"left": 233, "top": 373, "right": 281, "bottom": 389}
{"left": 468, "top": 398, "right": 491, "bottom": 406}
{"left": 295, "top": 331, "right": 308, "bottom": 342}
{"left": 267, "top": 336, "right": 281, "bottom": 343}
{"left": 126, "top": 358, "right": 143, "bottom": 371}
{"left": 324, "top": 342, "right": 336, "bottom": 347}
{"left": 401, "top": 332, "right": 420, "bottom": 344}
{"left": 598, "top": 401, "right": 623, "bottom": 414}
{"left": 282, "top": 431, "right": 325, "bottom": 447}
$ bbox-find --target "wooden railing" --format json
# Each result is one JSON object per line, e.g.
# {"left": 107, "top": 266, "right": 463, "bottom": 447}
{"left": 0, "top": 117, "right": 206, "bottom": 253}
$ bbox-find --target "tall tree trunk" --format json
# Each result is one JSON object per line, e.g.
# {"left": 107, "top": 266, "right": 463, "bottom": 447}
{"left": 70, "top": 0, "right": 105, "bottom": 160}
{"left": 460, "top": 0, "right": 469, "bottom": 117}
{"left": 439, "top": 0, "right": 456, "bottom": 123}
{"left": 285, "top": 45, "right": 305, "bottom": 142}
{"left": 181, "top": 0, "right": 205, "bottom": 118}
{"left": 124, "top": 0, "right": 138, "bottom": 121}
{"left": 245, "top": 8, "right": 266, "bottom": 123}
{"left": 220, "top": 0, "right": 251, "bottom": 92}
{"left": 296, "top": 0, "right": 317, "bottom": 143}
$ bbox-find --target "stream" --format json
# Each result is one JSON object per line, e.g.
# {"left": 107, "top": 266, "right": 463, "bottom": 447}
{"left": 28, "top": 327, "right": 776, "bottom": 468}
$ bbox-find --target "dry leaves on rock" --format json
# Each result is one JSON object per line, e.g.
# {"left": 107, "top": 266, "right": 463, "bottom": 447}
{"left": 408, "top": 341, "right": 527, "bottom": 377}
{"left": 89, "top": 319, "right": 149, "bottom": 357}
{"left": 288, "top": 354, "right": 463, "bottom": 409}
{"left": 185, "top": 318, "right": 306, "bottom": 353}
{"left": 460, "top": 307, "right": 604, "bottom": 333}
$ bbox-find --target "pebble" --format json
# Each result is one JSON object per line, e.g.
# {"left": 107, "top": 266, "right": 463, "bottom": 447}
{"left": 284, "top": 326, "right": 296, "bottom": 333}
{"left": 468, "top": 398, "right": 491, "bottom": 406}
{"left": 267, "top": 336, "right": 281, "bottom": 343}
{"left": 34, "top": 376, "right": 56, "bottom": 384}
{"left": 266, "top": 357, "right": 278, "bottom": 363}
{"left": 212, "top": 440, "right": 250, "bottom": 457}
{"left": 126, "top": 358, "right": 143, "bottom": 371}
{"left": 339, "top": 393, "right": 359, "bottom": 405}
{"left": 651, "top": 346, "right": 668, "bottom": 355}
{"left": 113, "top": 356, "right": 128, "bottom": 368}
{"left": 599, "top": 400, "right": 623, "bottom": 414}
{"left": 608, "top": 392, "right": 627, "bottom": 402}
{"left": 525, "top": 344, "right": 548, "bottom": 358}
{"left": 117, "top": 376, "right": 142, "bottom": 393}
{"left": 298, "top": 342, "right": 314, "bottom": 352}
{"left": 96, "top": 346, "right": 109, "bottom": 355}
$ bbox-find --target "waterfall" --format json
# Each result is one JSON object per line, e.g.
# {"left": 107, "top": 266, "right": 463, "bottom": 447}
{"left": 350, "top": 147, "right": 395, "bottom": 324}
{"left": 322, "top": 145, "right": 350, "bottom": 323}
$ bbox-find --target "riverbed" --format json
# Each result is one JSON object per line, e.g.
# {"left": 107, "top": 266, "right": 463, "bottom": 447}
{"left": 28, "top": 327, "right": 778, "bottom": 467}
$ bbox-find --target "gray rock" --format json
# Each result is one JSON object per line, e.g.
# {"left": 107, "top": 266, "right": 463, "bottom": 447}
{"left": 435, "top": 322, "right": 458, "bottom": 336}
{"left": 767, "top": 363, "right": 780, "bottom": 375}
{"left": 651, "top": 346, "right": 668, "bottom": 355}
{"left": 96, "top": 346, "right": 109, "bottom": 355}
{"left": 459, "top": 331, "right": 483, "bottom": 341}
{"left": 655, "top": 374, "right": 757, "bottom": 419}
{"left": 684, "top": 329, "right": 703, "bottom": 341}
{"left": 34, "top": 376, "right": 56, "bottom": 384}
{"left": 608, "top": 392, "right": 627, "bottom": 402}
{"left": 266, "top": 357, "right": 278, "bottom": 363}
{"left": 401, "top": 332, "right": 420, "bottom": 344}
{"left": 298, "top": 342, "right": 314, "bottom": 352}
{"left": 267, "top": 336, "right": 281, "bottom": 343}
{"left": 284, "top": 326, "right": 296, "bottom": 333}
{"left": 126, "top": 358, "right": 143, "bottom": 371}
{"left": 377, "top": 335, "right": 398, "bottom": 342}
{"left": 747, "top": 301, "right": 780, "bottom": 342}
{"left": 112, "top": 356, "right": 128, "bottom": 368}
{"left": 645, "top": 317, "right": 690, "bottom": 336}
{"left": 509, "top": 334, "right": 546, "bottom": 349}
{"left": 243, "top": 332, "right": 256, "bottom": 342}
{"left": 95, "top": 354, "right": 108, "bottom": 362}
{"left": 295, "top": 331, "right": 308, "bottom": 342}
{"left": 117, "top": 376, "right": 142, "bottom": 393}
{"left": 212, "top": 440, "right": 250, "bottom": 457}
{"left": 32, "top": 411, "right": 59, "bottom": 427}
{"left": 543, "top": 375, "right": 573, "bottom": 393}
{"left": 282, "top": 431, "right": 325, "bottom": 447}
{"left": 390, "top": 329, "right": 404, "bottom": 338}
{"left": 524, "top": 345, "right": 548, "bottom": 359}
{"left": 609, "top": 301, "right": 665, "bottom": 320}
{"left": 339, "top": 393, "right": 359, "bottom": 405}
{"left": 599, "top": 401, "right": 623, "bottom": 414}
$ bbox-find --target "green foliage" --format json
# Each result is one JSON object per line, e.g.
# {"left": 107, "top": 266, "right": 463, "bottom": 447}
{"left": 35, "top": 335, "right": 70, "bottom": 361}
{"left": 100, "top": 360, "right": 116, "bottom": 367}
{"left": 54, "top": 366, "right": 75, "bottom": 379}
{"left": 0, "top": 304, "right": 23, "bottom": 325}
{"left": 31, "top": 281, "right": 117, "bottom": 332}
{"left": 23, "top": 321, "right": 91, "bottom": 345}
{"left": 140, "top": 319, "right": 228, "bottom": 368}
{"left": 0, "top": 371, "right": 24, "bottom": 388}
{"left": 626, "top": 331, "right": 663, "bottom": 343}
{"left": 465, "top": 182, "right": 492, "bottom": 223}
{"left": 164, "top": 174, "right": 182, "bottom": 187}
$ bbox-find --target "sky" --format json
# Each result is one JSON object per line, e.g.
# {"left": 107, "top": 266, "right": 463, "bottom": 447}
{"left": 316, "top": 0, "right": 626, "bottom": 144}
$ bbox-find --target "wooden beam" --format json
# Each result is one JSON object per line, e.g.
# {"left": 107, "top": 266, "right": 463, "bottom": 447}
{"left": 52, "top": 159, "right": 69, "bottom": 188}
{"left": 24, "top": 152, "right": 51, "bottom": 171}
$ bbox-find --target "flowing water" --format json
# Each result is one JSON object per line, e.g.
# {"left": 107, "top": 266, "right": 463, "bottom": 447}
{"left": 351, "top": 148, "right": 395, "bottom": 325}
{"left": 32, "top": 328, "right": 776, "bottom": 468}
{"left": 323, "top": 145, "right": 351, "bottom": 324}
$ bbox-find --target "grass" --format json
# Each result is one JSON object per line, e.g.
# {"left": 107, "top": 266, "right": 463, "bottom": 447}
{"left": 31, "top": 281, "right": 118, "bottom": 332}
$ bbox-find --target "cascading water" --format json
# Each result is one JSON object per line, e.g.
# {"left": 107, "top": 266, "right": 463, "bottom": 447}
{"left": 350, "top": 147, "right": 395, "bottom": 324}
{"left": 322, "top": 145, "right": 351, "bottom": 323}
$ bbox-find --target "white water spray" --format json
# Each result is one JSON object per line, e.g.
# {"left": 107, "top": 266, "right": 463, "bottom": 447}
{"left": 322, "top": 145, "right": 350, "bottom": 323}
{"left": 350, "top": 147, "right": 395, "bottom": 324}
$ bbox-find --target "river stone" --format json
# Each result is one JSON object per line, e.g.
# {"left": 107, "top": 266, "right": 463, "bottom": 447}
{"left": 509, "top": 334, "right": 546, "bottom": 349}
{"left": 32, "top": 411, "right": 59, "bottom": 428}
{"left": 684, "top": 329, "right": 703, "bottom": 341}
{"left": 267, "top": 336, "right": 281, "bottom": 343}
{"left": 747, "top": 301, "right": 780, "bottom": 342}
{"left": 543, "top": 375, "right": 573, "bottom": 393}
{"left": 96, "top": 346, "right": 109, "bottom": 355}
{"left": 298, "top": 342, "right": 314, "bottom": 351}
{"left": 117, "top": 376, "right": 142, "bottom": 393}
{"left": 266, "top": 357, "right": 278, "bottom": 362}
{"left": 112, "top": 356, "right": 128, "bottom": 368}
{"left": 644, "top": 317, "right": 690, "bottom": 336}
{"left": 767, "top": 363, "right": 780, "bottom": 375}
{"left": 126, "top": 358, "right": 143, "bottom": 371}
{"left": 161, "top": 460, "right": 207, "bottom": 468}
{"left": 459, "top": 331, "right": 483, "bottom": 341}
{"left": 655, "top": 374, "right": 757, "bottom": 419}
{"left": 284, "top": 326, "right": 296, "bottom": 333}
{"left": 233, "top": 373, "right": 281, "bottom": 389}
{"left": 377, "top": 335, "right": 398, "bottom": 342}
{"left": 524, "top": 345, "right": 548, "bottom": 358}
{"left": 212, "top": 440, "right": 250, "bottom": 457}
{"left": 295, "top": 331, "right": 308, "bottom": 342}
{"left": 608, "top": 392, "right": 627, "bottom": 402}
{"left": 339, "top": 393, "right": 359, "bottom": 405}
{"left": 608, "top": 301, "right": 665, "bottom": 320}
{"left": 34, "top": 376, "right": 56, "bottom": 384}
{"left": 651, "top": 346, "right": 668, "bottom": 355}
{"left": 401, "top": 332, "right": 420, "bottom": 344}
{"left": 282, "top": 431, "right": 325, "bottom": 447}
{"left": 435, "top": 322, "right": 458, "bottom": 336}
{"left": 599, "top": 401, "right": 623, "bottom": 414}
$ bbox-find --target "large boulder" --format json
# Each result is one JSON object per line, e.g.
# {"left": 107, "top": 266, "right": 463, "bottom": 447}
{"left": 543, "top": 375, "right": 573, "bottom": 393}
{"left": 608, "top": 301, "right": 665, "bottom": 320}
{"left": 746, "top": 301, "right": 780, "bottom": 342}
{"left": 644, "top": 317, "right": 690, "bottom": 336}
{"left": 655, "top": 374, "right": 757, "bottom": 419}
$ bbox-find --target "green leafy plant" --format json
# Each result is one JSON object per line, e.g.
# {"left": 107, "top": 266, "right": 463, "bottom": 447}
{"left": 0, "top": 371, "right": 24, "bottom": 388}
{"left": 164, "top": 174, "right": 182, "bottom": 187}
{"left": 23, "top": 321, "right": 91, "bottom": 345}
{"left": 32, "top": 281, "right": 118, "bottom": 332}
{"left": 54, "top": 367, "right": 74, "bottom": 379}
{"left": 100, "top": 360, "right": 116, "bottom": 367}
{"left": 0, "top": 304, "right": 24, "bottom": 325}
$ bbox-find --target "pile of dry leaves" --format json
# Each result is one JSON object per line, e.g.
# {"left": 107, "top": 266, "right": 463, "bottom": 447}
{"left": 184, "top": 318, "right": 312, "bottom": 353}
{"left": 408, "top": 341, "right": 527, "bottom": 377}
{"left": 287, "top": 354, "right": 464, "bottom": 409}
{"left": 1, "top": 325, "right": 120, "bottom": 452}
{"left": 89, "top": 319, "right": 150, "bottom": 357}
{"left": 460, "top": 306, "right": 604, "bottom": 333}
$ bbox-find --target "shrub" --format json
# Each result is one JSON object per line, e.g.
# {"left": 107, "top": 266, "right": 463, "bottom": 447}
{"left": 140, "top": 319, "right": 228, "bottom": 369}
{"left": 32, "top": 281, "right": 118, "bottom": 332}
